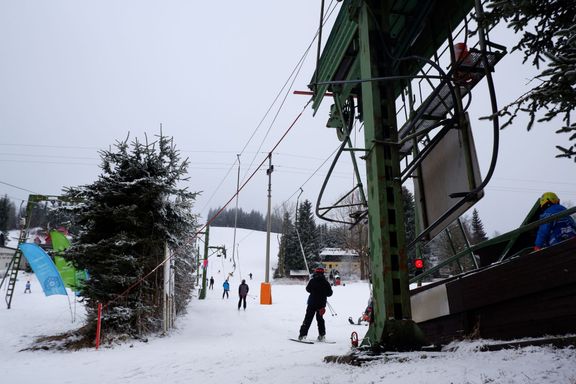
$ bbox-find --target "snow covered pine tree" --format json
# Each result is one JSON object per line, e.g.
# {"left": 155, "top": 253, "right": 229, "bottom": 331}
{"left": 59, "top": 133, "right": 198, "bottom": 344}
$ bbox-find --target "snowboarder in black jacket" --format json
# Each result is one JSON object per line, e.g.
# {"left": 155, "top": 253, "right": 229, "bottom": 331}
{"left": 238, "top": 279, "right": 249, "bottom": 310}
{"left": 298, "top": 267, "right": 333, "bottom": 341}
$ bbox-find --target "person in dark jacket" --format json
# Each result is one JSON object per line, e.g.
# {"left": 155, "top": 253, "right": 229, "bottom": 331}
{"left": 534, "top": 192, "right": 576, "bottom": 250}
{"left": 238, "top": 279, "right": 249, "bottom": 310}
{"left": 298, "top": 267, "right": 333, "bottom": 341}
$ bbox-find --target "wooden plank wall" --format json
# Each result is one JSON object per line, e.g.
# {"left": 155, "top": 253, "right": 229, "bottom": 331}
{"left": 416, "top": 238, "right": 576, "bottom": 345}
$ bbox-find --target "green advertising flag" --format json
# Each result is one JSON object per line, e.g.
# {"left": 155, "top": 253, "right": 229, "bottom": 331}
{"left": 50, "top": 230, "right": 86, "bottom": 290}
{"left": 50, "top": 229, "right": 70, "bottom": 251}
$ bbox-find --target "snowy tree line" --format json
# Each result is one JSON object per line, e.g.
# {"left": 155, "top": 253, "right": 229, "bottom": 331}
{"left": 0, "top": 195, "right": 57, "bottom": 233}
{"left": 207, "top": 207, "right": 283, "bottom": 233}
{"left": 273, "top": 188, "right": 417, "bottom": 279}
{"left": 273, "top": 189, "right": 490, "bottom": 281}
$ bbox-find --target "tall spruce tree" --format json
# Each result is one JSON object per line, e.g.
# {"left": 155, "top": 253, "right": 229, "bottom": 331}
{"left": 282, "top": 212, "right": 303, "bottom": 272}
{"left": 470, "top": 208, "right": 488, "bottom": 244}
{"left": 278, "top": 200, "right": 321, "bottom": 273}
{"left": 0, "top": 194, "right": 17, "bottom": 232}
{"left": 61, "top": 134, "right": 198, "bottom": 340}
{"left": 274, "top": 211, "right": 293, "bottom": 278}
{"left": 482, "top": 0, "right": 576, "bottom": 159}
{"left": 295, "top": 199, "right": 321, "bottom": 270}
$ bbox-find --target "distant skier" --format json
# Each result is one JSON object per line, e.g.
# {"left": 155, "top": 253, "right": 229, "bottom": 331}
{"left": 238, "top": 279, "right": 249, "bottom": 310}
{"left": 298, "top": 267, "right": 333, "bottom": 342}
{"left": 209, "top": 276, "right": 214, "bottom": 290}
{"left": 24, "top": 280, "right": 31, "bottom": 293}
{"left": 222, "top": 279, "right": 230, "bottom": 299}
{"left": 249, "top": 272, "right": 253, "bottom": 280}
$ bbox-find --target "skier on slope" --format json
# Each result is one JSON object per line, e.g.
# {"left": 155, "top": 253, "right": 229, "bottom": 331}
{"left": 222, "top": 279, "right": 230, "bottom": 299}
{"left": 298, "top": 267, "right": 333, "bottom": 341}
{"left": 238, "top": 279, "right": 249, "bottom": 310}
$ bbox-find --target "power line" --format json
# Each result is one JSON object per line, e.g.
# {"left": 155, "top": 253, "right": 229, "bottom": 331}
{"left": 491, "top": 177, "right": 576, "bottom": 187}
{"left": 239, "top": 1, "right": 339, "bottom": 185}
{"left": 0, "top": 143, "right": 98, "bottom": 150}
{"left": 198, "top": 1, "right": 339, "bottom": 216}
{"left": 0, "top": 180, "right": 39, "bottom": 194}
{"left": 66, "top": 2, "right": 342, "bottom": 309}
{"left": 0, "top": 152, "right": 98, "bottom": 161}
{"left": 279, "top": 143, "right": 342, "bottom": 207}
{"left": 198, "top": 158, "right": 238, "bottom": 214}
{"left": 0, "top": 159, "right": 97, "bottom": 166}
{"left": 106, "top": 99, "right": 312, "bottom": 309}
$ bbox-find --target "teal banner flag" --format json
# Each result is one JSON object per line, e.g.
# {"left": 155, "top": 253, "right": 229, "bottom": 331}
{"left": 19, "top": 243, "right": 67, "bottom": 296}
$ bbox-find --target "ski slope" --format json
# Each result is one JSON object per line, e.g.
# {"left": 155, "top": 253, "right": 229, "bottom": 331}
{"left": 1, "top": 227, "right": 575, "bottom": 384}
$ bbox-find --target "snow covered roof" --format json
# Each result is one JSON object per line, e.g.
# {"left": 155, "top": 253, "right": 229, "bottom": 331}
{"left": 319, "top": 247, "right": 358, "bottom": 257}
{"left": 288, "top": 270, "right": 309, "bottom": 276}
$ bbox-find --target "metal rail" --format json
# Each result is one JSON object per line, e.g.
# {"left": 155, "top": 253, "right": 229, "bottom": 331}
{"left": 410, "top": 206, "right": 576, "bottom": 285}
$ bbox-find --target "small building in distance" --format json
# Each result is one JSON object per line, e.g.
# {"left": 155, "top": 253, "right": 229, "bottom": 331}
{"left": 288, "top": 269, "right": 309, "bottom": 281}
{"left": 320, "top": 248, "right": 360, "bottom": 279}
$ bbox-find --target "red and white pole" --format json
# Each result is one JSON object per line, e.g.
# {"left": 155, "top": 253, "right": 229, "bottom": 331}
{"left": 95, "top": 302, "right": 102, "bottom": 350}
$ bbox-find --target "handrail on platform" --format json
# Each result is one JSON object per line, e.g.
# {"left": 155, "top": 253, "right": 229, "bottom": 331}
{"left": 410, "top": 206, "right": 576, "bottom": 285}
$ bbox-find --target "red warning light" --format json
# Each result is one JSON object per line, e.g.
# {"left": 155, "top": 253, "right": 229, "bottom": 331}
{"left": 414, "top": 259, "right": 424, "bottom": 269}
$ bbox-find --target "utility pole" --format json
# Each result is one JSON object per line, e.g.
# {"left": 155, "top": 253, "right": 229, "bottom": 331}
{"left": 232, "top": 154, "right": 240, "bottom": 277}
{"left": 265, "top": 153, "right": 273, "bottom": 282}
{"left": 260, "top": 153, "right": 273, "bottom": 304}
{"left": 162, "top": 242, "right": 175, "bottom": 332}
{"left": 199, "top": 225, "right": 209, "bottom": 300}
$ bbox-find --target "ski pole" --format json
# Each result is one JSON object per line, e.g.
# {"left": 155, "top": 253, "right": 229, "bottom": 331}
{"left": 327, "top": 301, "right": 337, "bottom": 316}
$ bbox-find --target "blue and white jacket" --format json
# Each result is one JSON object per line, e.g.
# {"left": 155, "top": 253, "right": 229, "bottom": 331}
{"left": 535, "top": 203, "right": 576, "bottom": 248}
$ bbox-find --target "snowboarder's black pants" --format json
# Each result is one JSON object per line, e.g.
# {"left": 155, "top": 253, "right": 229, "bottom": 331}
{"left": 299, "top": 305, "right": 325, "bottom": 337}
{"left": 223, "top": 290, "right": 229, "bottom": 299}
{"left": 238, "top": 295, "right": 247, "bottom": 310}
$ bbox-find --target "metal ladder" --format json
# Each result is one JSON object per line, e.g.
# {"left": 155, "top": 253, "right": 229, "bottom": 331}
{"left": 1, "top": 228, "right": 28, "bottom": 309}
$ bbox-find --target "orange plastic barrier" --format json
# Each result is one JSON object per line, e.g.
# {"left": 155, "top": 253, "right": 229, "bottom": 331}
{"left": 260, "top": 282, "right": 272, "bottom": 305}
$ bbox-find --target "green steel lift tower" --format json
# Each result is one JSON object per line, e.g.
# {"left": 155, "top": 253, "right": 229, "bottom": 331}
{"left": 310, "top": 0, "right": 489, "bottom": 350}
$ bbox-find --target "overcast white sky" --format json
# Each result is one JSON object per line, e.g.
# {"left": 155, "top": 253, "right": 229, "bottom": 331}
{"left": 0, "top": 0, "right": 574, "bottom": 237}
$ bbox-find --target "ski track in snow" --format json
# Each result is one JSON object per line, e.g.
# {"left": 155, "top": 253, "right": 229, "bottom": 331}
{"left": 1, "top": 227, "right": 576, "bottom": 384}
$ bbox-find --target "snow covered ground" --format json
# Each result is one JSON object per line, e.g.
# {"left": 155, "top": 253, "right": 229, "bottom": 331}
{"left": 1, "top": 227, "right": 575, "bottom": 384}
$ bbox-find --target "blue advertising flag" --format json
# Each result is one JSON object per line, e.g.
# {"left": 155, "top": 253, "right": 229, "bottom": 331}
{"left": 18, "top": 243, "right": 67, "bottom": 296}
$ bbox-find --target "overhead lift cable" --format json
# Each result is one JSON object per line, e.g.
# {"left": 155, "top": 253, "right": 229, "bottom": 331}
{"left": 105, "top": 99, "right": 313, "bottom": 308}
{"left": 200, "top": 1, "right": 339, "bottom": 216}
{"left": 100, "top": 1, "right": 343, "bottom": 311}
{"left": 240, "top": 0, "right": 339, "bottom": 185}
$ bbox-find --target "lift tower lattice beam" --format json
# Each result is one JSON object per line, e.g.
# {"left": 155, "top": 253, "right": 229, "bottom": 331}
{"left": 355, "top": 1, "right": 423, "bottom": 350}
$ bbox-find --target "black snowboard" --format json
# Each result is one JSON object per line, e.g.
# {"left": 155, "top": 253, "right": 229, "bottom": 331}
{"left": 289, "top": 338, "right": 336, "bottom": 344}
{"left": 289, "top": 338, "right": 314, "bottom": 344}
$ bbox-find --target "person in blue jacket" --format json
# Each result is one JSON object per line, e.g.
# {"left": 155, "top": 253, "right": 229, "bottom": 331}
{"left": 534, "top": 192, "right": 576, "bottom": 251}
{"left": 298, "top": 267, "right": 333, "bottom": 341}
{"left": 222, "top": 279, "right": 230, "bottom": 299}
